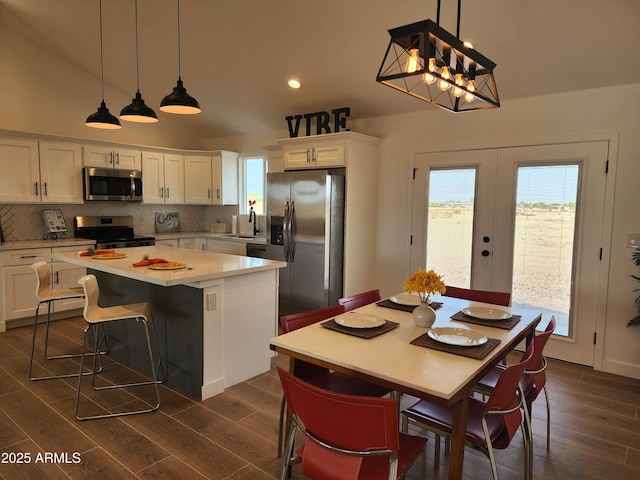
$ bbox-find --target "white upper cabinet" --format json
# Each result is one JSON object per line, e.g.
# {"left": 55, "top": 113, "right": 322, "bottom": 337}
{"left": 0, "top": 138, "right": 83, "bottom": 204}
{"left": 83, "top": 145, "right": 142, "bottom": 170}
{"left": 212, "top": 150, "right": 238, "bottom": 205}
{"left": 280, "top": 136, "right": 346, "bottom": 169}
{"left": 184, "top": 154, "right": 214, "bottom": 204}
{"left": 184, "top": 151, "right": 238, "bottom": 205}
{"left": 142, "top": 151, "right": 184, "bottom": 205}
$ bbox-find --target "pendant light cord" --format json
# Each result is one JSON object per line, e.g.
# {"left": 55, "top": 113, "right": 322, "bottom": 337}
{"left": 177, "top": 0, "right": 182, "bottom": 78}
{"left": 98, "top": 0, "right": 105, "bottom": 100}
{"left": 134, "top": 0, "right": 140, "bottom": 91}
{"left": 435, "top": 0, "right": 463, "bottom": 37}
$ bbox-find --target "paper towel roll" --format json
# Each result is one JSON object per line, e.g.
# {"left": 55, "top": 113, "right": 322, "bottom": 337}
{"left": 231, "top": 215, "right": 238, "bottom": 234}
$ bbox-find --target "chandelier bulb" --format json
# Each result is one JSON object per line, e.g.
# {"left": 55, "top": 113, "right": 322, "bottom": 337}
{"left": 465, "top": 80, "right": 476, "bottom": 102}
{"left": 438, "top": 66, "right": 451, "bottom": 91}
{"left": 453, "top": 73, "right": 465, "bottom": 98}
{"left": 405, "top": 48, "right": 421, "bottom": 74}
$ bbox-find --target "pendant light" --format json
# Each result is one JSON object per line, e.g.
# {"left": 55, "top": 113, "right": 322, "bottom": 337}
{"left": 120, "top": 0, "right": 158, "bottom": 123}
{"left": 376, "top": 0, "right": 499, "bottom": 112}
{"left": 86, "top": 0, "right": 121, "bottom": 129}
{"left": 160, "top": 0, "right": 201, "bottom": 114}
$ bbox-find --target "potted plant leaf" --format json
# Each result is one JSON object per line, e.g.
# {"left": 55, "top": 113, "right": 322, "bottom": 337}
{"left": 628, "top": 247, "right": 640, "bottom": 327}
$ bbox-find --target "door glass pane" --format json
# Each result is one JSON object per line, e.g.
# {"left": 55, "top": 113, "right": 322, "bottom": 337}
{"left": 426, "top": 168, "right": 476, "bottom": 287}
{"left": 512, "top": 164, "right": 579, "bottom": 337}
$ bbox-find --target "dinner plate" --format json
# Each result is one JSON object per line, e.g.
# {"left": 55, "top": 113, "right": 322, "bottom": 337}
{"left": 148, "top": 262, "right": 188, "bottom": 270}
{"left": 427, "top": 327, "right": 488, "bottom": 347}
{"left": 462, "top": 306, "right": 512, "bottom": 320}
{"left": 389, "top": 293, "right": 422, "bottom": 306}
{"left": 92, "top": 253, "right": 127, "bottom": 259}
{"left": 334, "top": 313, "right": 385, "bottom": 329}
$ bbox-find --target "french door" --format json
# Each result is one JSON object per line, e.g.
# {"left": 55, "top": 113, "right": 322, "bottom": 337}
{"left": 410, "top": 142, "right": 610, "bottom": 366}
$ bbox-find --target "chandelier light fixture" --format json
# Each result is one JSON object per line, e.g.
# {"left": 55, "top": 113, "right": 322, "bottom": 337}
{"left": 86, "top": 0, "right": 121, "bottom": 129}
{"left": 160, "top": 0, "right": 201, "bottom": 114}
{"left": 120, "top": 0, "right": 158, "bottom": 123}
{"left": 376, "top": 0, "right": 500, "bottom": 112}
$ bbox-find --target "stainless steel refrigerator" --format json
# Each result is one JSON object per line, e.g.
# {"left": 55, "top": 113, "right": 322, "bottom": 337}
{"left": 266, "top": 170, "right": 345, "bottom": 317}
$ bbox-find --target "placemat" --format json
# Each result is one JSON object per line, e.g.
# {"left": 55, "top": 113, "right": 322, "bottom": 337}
{"left": 450, "top": 310, "right": 521, "bottom": 330}
{"left": 376, "top": 300, "right": 443, "bottom": 313}
{"left": 410, "top": 333, "right": 501, "bottom": 360}
{"left": 321, "top": 319, "right": 400, "bottom": 339}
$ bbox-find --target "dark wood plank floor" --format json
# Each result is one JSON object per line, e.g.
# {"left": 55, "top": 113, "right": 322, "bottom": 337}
{"left": 1, "top": 315, "right": 639, "bottom": 479}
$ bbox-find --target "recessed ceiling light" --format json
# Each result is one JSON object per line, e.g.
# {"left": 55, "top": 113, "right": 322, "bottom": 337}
{"left": 288, "top": 79, "right": 301, "bottom": 89}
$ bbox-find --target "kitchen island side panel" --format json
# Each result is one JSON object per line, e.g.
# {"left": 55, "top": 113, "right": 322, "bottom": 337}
{"left": 92, "top": 270, "right": 206, "bottom": 398}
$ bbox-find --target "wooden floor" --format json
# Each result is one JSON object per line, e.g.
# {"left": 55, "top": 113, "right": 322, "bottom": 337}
{"left": 1, "top": 315, "right": 639, "bottom": 479}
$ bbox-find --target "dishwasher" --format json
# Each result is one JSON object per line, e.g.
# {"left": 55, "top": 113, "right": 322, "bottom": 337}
{"left": 246, "top": 243, "right": 267, "bottom": 258}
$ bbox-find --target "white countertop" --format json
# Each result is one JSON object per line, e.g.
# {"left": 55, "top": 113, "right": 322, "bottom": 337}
{"left": 150, "top": 231, "right": 266, "bottom": 244}
{"left": 51, "top": 245, "right": 285, "bottom": 287}
{"left": 0, "top": 238, "right": 95, "bottom": 251}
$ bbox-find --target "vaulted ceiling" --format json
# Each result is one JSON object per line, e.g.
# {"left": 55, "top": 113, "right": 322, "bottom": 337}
{"left": 2, "top": 0, "right": 639, "bottom": 140}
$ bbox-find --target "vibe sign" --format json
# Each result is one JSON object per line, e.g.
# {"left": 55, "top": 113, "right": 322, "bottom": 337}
{"left": 285, "top": 107, "right": 350, "bottom": 138}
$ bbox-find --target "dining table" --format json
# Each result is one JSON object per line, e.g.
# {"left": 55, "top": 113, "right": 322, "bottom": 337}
{"left": 269, "top": 293, "right": 541, "bottom": 480}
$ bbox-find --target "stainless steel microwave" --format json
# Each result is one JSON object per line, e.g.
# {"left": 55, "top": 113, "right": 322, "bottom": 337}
{"left": 83, "top": 167, "right": 143, "bottom": 201}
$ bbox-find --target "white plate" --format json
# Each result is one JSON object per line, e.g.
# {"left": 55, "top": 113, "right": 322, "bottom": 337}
{"left": 389, "top": 293, "right": 422, "bottom": 306}
{"left": 334, "top": 313, "right": 385, "bottom": 329}
{"left": 427, "top": 327, "right": 488, "bottom": 347}
{"left": 462, "top": 306, "right": 512, "bottom": 320}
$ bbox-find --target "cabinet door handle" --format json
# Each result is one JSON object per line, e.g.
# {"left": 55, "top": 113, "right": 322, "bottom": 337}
{"left": 19, "top": 255, "right": 38, "bottom": 259}
{"left": 115, "top": 152, "right": 120, "bottom": 165}
{"left": 109, "top": 152, "right": 114, "bottom": 165}
{"left": 166, "top": 187, "right": 170, "bottom": 198}
{"left": 34, "top": 182, "right": 38, "bottom": 195}
{"left": 43, "top": 182, "right": 48, "bottom": 196}
{"left": 208, "top": 188, "right": 211, "bottom": 199}
{"left": 306, "top": 148, "right": 310, "bottom": 163}
{"left": 216, "top": 188, "right": 220, "bottom": 199}
{"left": 160, "top": 186, "right": 164, "bottom": 198}
{"left": 312, "top": 147, "right": 316, "bottom": 162}
{"left": 55, "top": 271, "right": 60, "bottom": 285}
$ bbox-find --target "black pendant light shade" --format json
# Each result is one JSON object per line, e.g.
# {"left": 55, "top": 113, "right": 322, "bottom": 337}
{"left": 160, "top": 0, "right": 201, "bottom": 115}
{"left": 86, "top": 0, "right": 121, "bottom": 129}
{"left": 120, "top": 90, "right": 158, "bottom": 122}
{"left": 120, "top": 0, "right": 158, "bottom": 123}
{"left": 86, "top": 101, "right": 122, "bottom": 129}
{"left": 160, "top": 77, "right": 201, "bottom": 114}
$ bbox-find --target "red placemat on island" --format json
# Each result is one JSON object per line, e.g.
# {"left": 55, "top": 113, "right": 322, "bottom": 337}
{"left": 450, "top": 310, "right": 521, "bottom": 330}
{"left": 376, "top": 300, "right": 443, "bottom": 313}
{"left": 321, "top": 319, "right": 400, "bottom": 339}
{"left": 410, "top": 332, "right": 501, "bottom": 360}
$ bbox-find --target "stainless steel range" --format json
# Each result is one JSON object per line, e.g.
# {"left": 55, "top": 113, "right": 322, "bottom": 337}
{"left": 74, "top": 216, "right": 155, "bottom": 249}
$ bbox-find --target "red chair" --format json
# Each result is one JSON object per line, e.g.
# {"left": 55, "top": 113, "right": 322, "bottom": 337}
{"left": 278, "top": 367, "right": 427, "bottom": 480}
{"left": 277, "top": 305, "right": 394, "bottom": 457}
{"left": 338, "top": 289, "right": 382, "bottom": 311}
{"left": 444, "top": 285, "right": 511, "bottom": 307}
{"left": 474, "top": 316, "right": 556, "bottom": 450}
{"left": 401, "top": 343, "right": 534, "bottom": 480}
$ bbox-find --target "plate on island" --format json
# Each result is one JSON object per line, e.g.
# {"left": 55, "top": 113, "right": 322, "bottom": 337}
{"left": 148, "top": 262, "right": 187, "bottom": 270}
{"left": 334, "top": 313, "right": 385, "bottom": 329}
{"left": 92, "top": 253, "right": 127, "bottom": 259}
{"left": 389, "top": 293, "right": 422, "bottom": 306}
{"left": 462, "top": 306, "right": 512, "bottom": 320}
{"left": 427, "top": 327, "right": 487, "bottom": 347}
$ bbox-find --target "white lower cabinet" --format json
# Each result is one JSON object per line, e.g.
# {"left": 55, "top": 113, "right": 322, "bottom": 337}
{"left": 206, "top": 239, "right": 246, "bottom": 255}
{"left": 1, "top": 246, "right": 87, "bottom": 328}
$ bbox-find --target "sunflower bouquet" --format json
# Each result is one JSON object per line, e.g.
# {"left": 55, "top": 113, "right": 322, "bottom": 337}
{"left": 403, "top": 268, "right": 446, "bottom": 303}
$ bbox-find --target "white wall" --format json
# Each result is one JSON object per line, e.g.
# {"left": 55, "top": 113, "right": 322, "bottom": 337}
{"left": 206, "top": 84, "right": 640, "bottom": 380}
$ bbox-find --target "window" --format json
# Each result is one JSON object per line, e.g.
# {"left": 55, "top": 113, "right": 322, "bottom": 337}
{"left": 241, "top": 157, "right": 265, "bottom": 214}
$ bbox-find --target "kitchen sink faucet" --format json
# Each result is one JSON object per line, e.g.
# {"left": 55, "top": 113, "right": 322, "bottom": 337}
{"left": 248, "top": 201, "right": 260, "bottom": 236}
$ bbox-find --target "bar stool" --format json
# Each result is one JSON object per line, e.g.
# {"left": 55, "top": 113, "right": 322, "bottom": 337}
{"left": 75, "top": 274, "right": 163, "bottom": 420}
{"left": 29, "top": 261, "right": 107, "bottom": 381}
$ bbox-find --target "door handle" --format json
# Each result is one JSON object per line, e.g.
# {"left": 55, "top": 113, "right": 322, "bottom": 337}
{"left": 289, "top": 201, "right": 296, "bottom": 262}
{"left": 283, "top": 201, "right": 290, "bottom": 262}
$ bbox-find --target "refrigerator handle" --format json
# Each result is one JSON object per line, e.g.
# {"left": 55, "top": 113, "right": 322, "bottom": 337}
{"left": 289, "top": 201, "right": 296, "bottom": 262}
{"left": 283, "top": 201, "right": 290, "bottom": 262}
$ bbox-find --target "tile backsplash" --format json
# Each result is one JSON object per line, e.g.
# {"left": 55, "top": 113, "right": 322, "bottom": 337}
{"left": 0, "top": 203, "right": 257, "bottom": 242}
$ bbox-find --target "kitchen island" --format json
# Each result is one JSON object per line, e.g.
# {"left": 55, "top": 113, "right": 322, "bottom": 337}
{"left": 52, "top": 246, "right": 286, "bottom": 400}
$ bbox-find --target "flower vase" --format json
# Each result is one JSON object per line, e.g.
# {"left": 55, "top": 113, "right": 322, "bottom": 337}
{"left": 412, "top": 302, "right": 436, "bottom": 328}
